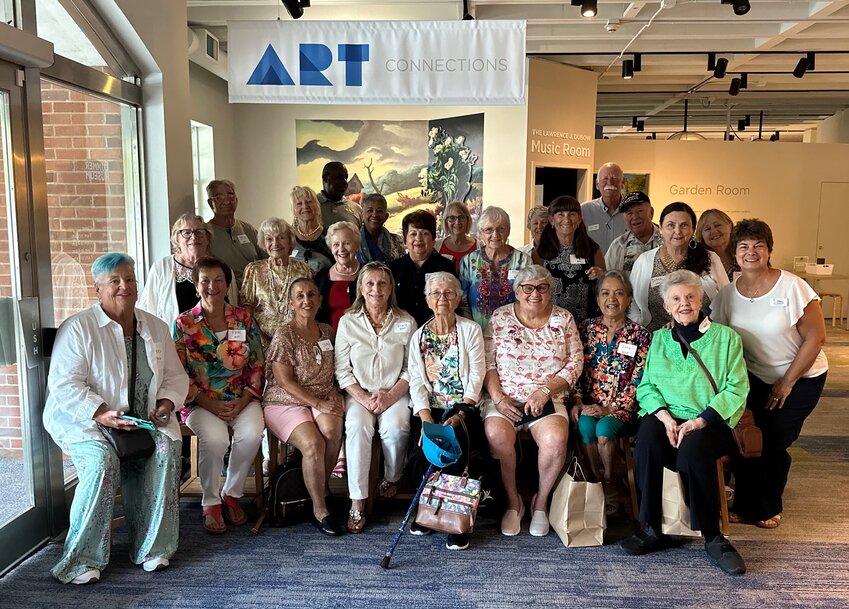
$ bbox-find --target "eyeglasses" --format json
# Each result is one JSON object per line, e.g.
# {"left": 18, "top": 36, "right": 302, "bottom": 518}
{"left": 445, "top": 215, "right": 467, "bottom": 223}
{"left": 178, "top": 229, "right": 208, "bottom": 239}
{"left": 211, "top": 193, "right": 237, "bottom": 203}
{"left": 481, "top": 227, "right": 508, "bottom": 236}
{"left": 518, "top": 284, "right": 551, "bottom": 295}
{"left": 428, "top": 290, "right": 458, "bottom": 300}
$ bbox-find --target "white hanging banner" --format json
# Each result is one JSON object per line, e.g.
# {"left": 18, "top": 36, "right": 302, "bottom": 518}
{"left": 228, "top": 20, "right": 526, "bottom": 105}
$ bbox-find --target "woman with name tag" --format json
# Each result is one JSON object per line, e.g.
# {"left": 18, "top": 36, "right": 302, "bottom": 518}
{"left": 711, "top": 219, "right": 828, "bottom": 530}
{"left": 290, "top": 186, "right": 335, "bottom": 274}
{"left": 406, "top": 271, "right": 486, "bottom": 550}
{"left": 621, "top": 270, "right": 749, "bottom": 575}
{"left": 43, "top": 253, "right": 189, "bottom": 584}
{"left": 240, "top": 217, "right": 312, "bottom": 346}
{"left": 315, "top": 221, "right": 361, "bottom": 331}
{"left": 696, "top": 209, "right": 737, "bottom": 281}
{"left": 533, "top": 195, "right": 605, "bottom": 323}
{"left": 173, "top": 256, "right": 265, "bottom": 535}
{"left": 459, "top": 206, "right": 531, "bottom": 330}
{"left": 483, "top": 265, "right": 582, "bottom": 537}
{"left": 263, "top": 277, "right": 346, "bottom": 536}
{"left": 573, "top": 270, "right": 650, "bottom": 515}
{"left": 334, "top": 262, "right": 416, "bottom": 533}
{"left": 435, "top": 201, "right": 478, "bottom": 271}
{"left": 629, "top": 202, "right": 729, "bottom": 332}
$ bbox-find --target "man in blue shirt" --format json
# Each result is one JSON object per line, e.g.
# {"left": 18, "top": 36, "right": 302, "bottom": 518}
{"left": 581, "top": 162, "right": 626, "bottom": 255}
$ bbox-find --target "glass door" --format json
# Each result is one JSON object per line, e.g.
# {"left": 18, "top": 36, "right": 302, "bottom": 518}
{"left": 0, "top": 61, "right": 51, "bottom": 576}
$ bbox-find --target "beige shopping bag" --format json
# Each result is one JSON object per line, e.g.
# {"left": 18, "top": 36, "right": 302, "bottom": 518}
{"left": 549, "top": 460, "right": 606, "bottom": 547}
{"left": 660, "top": 467, "right": 701, "bottom": 537}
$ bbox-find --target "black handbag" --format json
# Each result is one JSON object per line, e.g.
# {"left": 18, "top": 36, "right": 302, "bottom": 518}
{"left": 97, "top": 320, "right": 155, "bottom": 461}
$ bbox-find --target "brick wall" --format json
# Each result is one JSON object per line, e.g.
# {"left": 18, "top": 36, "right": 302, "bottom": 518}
{"left": 0, "top": 81, "right": 132, "bottom": 456}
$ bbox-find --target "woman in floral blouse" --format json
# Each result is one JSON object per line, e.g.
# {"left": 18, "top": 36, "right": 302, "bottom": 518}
{"left": 173, "top": 256, "right": 265, "bottom": 535}
{"left": 483, "top": 264, "right": 583, "bottom": 538}
{"left": 573, "top": 270, "right": 650, "bottom": 514}
{"left": 459, "top": 206, "right": 530, "bottom": 330}
{"left": 240, "top": 217, "right": 312, "bottom": 345}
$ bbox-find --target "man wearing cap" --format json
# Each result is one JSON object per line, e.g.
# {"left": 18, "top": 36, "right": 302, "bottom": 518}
{"left": 604, "top": 191, "right": 662, "bottom": 275}
{"left": 581, "top": 162, "right": 627, "bottom": 255}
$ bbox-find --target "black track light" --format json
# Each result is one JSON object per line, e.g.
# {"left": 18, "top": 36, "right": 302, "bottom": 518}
{"left": 571, "top": 0, "right": 582, "bottom": 5}
{"left": 770, "top": 131, "right": 780, "bottom": 141}
{"left": 807, "top": 52, "right": 816, "bottom": 71}
{"left": 633, "top": 53, "right": 642, "bottom": 72}
{"left": 462, "top": 0, "right": 474, "bottom": 19}
{"left": 729, "top": 77, "right": 741, "bottom": 96}
{"left": 707, "top": 53, "right": 716, "bottom": 72}
{"left": 714, "top": 57, "right": 728, "bottom": 78}
{"left": 581, "top": 0, "right": 597, "bottom": 17}
{"left": 637, "top": 120, "right": 645, "bottom": 132}
{"left": 738, "top": 119, "right": 746, "bottom": 132}
{"left": 745, "top": 114, "right": 751, "bottom": 126}
{"left": 622, "top": 59, "right": 634, "bottom": 79}
{"left": 281, "top": 0, "right": 309, "bottom": 19}
{"left": 740, "top": 73, "right": 748, "bottom": 88}
{"left": 793, "top": 56, "right": 809, "bottom": 78}
{"left": 722, "top": 0, "right": 750, "bottom": 16}
{"left": 651, "top": 132, "right": 657, "bottom": 140}
{"left": 632, "top": 116, "right": 639, "bottom": 128}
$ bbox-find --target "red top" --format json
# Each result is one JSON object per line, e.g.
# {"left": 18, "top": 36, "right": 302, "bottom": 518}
{"left": 328, "top": 280, "right": 352, "bottom": 332}
{"left": 439, "top": 241, "right": 477, "bottom": 272}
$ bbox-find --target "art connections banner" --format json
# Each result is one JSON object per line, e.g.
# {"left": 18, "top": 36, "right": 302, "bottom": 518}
{"left": 228, "top": 20, "right": 526, "bottom": 105}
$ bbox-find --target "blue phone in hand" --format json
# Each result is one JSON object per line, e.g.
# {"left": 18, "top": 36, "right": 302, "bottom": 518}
{"left": 119, "top": 415, "right": 156, "bottom": 431}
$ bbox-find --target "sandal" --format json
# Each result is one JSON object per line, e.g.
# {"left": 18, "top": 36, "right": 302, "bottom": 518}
{"left": 331, "top": 457, "right": 347, "bottom": 479}
{"left": 202, "top": 505, "right": 227, "bottom": 535}
{"left": 347, "top": 509, "right": 366, "bottom": 534}
{"left": 221, "top": 495, "right": 248, "bottom": 526}
{"left": 378, "top": 479, "right": 398, "bottom": 499}
{"left": 728, "top": 511, "right": 746, "bottom": 524}
{"left": 756, "top": 513, "right": 782, "bottom": 529}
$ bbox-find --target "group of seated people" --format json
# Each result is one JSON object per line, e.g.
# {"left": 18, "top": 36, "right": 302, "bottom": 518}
{"left": 42, "top": 161, "right": 828, "bottom": 585}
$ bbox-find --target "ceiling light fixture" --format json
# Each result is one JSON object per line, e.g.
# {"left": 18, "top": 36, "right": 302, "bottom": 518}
{"left": 740, "top": 73, "right": 748, "bottom": 88}
{"left": 462, "top": 0, "right": 474, "bottom": 20}
{"left": 632, "top": 116, "right": 639, "bottom": 128}
{"left": 721, "top": 0, "right": 750, "bottom": 16}
{"left": 714, "top": 57, "right": 728, "bottom": 78}
{"left": 633, "top": 53, "right": 642, "bottom": 72}
{"left": 281, "top": 0, "right": 310, "bottom": 19}
{"left": 637, "top": 120, "right": 645, "bottom": 132}
{"left": 622, "top": 59, "right": 634, "bottom": 79}
{"left": 745, "top": 114, "right": 751, "bottom": 126}
{"left": 737, "top": 119, "right": 746, "bottom": 132}
{"left": 793, "top": 56, "right": 809, "bottom": 78}
{"left": 581, "top": 0, "right": 598, "bottom": 17}
{"left": 806, "top": 52, "right": 816, "bottom": 71}
{"left": 707, "top": 53, "right": 716, "bottom": 72}
{"left": 770, "top": 131, "right": 780, "bottom": 141}
{"left": 728, "top": 77, "right": 741, "bottom": 96}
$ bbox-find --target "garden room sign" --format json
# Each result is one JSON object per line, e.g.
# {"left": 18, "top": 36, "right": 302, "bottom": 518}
{"left": 228, "top": 20, "right": 526, "bottom": 105}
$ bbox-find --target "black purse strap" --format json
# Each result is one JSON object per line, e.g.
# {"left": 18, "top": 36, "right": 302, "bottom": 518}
{"left": 128, "top": 318, "right": 139, "bottom": 416}
{"left": 673, "top": 325, "right": 718, "bottom": 395}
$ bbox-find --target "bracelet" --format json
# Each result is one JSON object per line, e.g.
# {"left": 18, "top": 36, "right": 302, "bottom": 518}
{"left": 539, "top": 385, "right": 551, "bottom": 396}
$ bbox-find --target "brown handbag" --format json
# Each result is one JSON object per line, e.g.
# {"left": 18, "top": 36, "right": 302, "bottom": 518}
{"left": 674, "top": 326, "right": 762, "bottom": 459}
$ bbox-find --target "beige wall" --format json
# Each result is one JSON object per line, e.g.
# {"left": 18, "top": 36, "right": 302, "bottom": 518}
{"left": 189, "top": 62, "right": 238, "bottom": 188}
{"left": 595, "top": 139, "right": 849, "bottom": 272}
{"left": 525, "top": 58, "right": 598, "bottom": 230}
{"left": 231, "top": 102, "right": 528, "bottom": 233}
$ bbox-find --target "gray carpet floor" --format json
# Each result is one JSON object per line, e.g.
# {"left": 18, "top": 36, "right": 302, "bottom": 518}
{"left": 1, "top": 327, "right": 848, "bottom": 608}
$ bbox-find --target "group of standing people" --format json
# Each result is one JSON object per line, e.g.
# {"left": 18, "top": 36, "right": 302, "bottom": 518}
{"left": 42, "top": 160, "right": 828, "bottom": 584}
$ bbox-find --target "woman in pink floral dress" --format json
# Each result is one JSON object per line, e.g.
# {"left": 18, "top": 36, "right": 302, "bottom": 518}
{"left": 483, "top": 264, "right": 583, "bottom": 538}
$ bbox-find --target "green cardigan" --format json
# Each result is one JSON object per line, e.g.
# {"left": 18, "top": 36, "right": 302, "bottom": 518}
{"left": 636, "top": 322, "right": 748, "bottom": 428}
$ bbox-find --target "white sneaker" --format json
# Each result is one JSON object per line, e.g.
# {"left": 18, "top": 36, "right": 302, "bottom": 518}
{"left": 71, "top": 569, "right": 100, "bottom": 585}
{"left": 143, "top": 558, "right": 170, "bottom": 572}
{"left": 529, "top": 510, "right": 550, "bottom": 537}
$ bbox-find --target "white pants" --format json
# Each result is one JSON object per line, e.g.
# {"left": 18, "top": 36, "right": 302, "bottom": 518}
{"left": 344, "top": 395, "right": 411, "bottom": 500}
{"left": 185, "top": 401, "right": 265, "bottom": 507}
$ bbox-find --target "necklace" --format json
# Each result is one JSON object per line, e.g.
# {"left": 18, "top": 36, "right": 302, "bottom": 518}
{"left": 740, "top": 272, "right": 772, "bottom": 302}
{"left": 365, "top": 307, "right": 387, "bottom": 330}
{"left": 295, "top": 222, "right": 322, "bottom": 240}
{"left": 334, "top": 261, "right": 360, "bottom": 277}
{"left": 659, "top": 247, "right": 685, "bottom": 272}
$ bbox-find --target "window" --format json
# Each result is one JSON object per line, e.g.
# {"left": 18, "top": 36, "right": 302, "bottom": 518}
{"left": 191, "top": 121, "right": 215, "bottom": 219}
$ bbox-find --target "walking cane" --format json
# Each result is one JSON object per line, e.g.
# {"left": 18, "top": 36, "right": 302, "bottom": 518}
{"left": 380, "top": 406, "right": 459, "bottom": 569}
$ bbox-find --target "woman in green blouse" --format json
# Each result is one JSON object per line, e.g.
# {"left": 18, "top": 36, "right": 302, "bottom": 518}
{"left": 620, "top": 270, "right": 749, "bottom": 576}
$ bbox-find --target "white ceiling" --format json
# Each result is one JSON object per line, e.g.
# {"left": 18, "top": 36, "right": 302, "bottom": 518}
{"left": 187, "top": 0, "right": 849, "bottom": 140}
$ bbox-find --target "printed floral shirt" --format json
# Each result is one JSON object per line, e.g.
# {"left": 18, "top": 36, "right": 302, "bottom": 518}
{"left": 173, "top": 304, "right": 264, "bottom": 420}
{"left": 460, "top": 247, "right": 530, "bottom": 330}
{"left": 484, "top": 304, "right": 583, "bottom": 403}
{"left": 421, "top": 325, "right": 465, "bottom": 410}
{"left": 578, "top": 317, "right": 650, "bottom": 423}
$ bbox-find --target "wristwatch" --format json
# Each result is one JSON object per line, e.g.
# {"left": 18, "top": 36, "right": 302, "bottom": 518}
{"left": 540, "top": 385, "right": 551, "bottom": 396}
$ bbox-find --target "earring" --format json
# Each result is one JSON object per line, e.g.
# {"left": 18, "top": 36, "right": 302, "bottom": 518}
{"left": 689, "top": 237, "right": 698, "bottom": 250}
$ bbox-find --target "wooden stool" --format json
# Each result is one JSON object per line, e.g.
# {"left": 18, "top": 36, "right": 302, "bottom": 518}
{"left": 179, "top": 424, "right": 266, "bottom": 534}
{"left": 820, "top": 292, "right": 844, "bottom": 327}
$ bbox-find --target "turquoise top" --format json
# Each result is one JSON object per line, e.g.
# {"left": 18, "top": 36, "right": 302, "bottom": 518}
{"left": 636, "top": 322, "right": 748, "bottom": 428}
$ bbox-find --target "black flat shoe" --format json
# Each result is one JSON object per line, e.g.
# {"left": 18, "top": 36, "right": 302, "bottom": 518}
{"left": 620, "top": 525, "right": 682, "bottom": 556}
{"left": 312, "top": 515, "right": 343, "bottom": 536}
{"left": 705, "top": 535, "right": 746, "bottom": 575}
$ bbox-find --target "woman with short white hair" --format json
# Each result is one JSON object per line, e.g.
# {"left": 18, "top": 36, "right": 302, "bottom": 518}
{"left": 406, "top": 271, "right": 486, "bottom": 551}
{"left": 240, "top": 217, "right": 312, "bottom": 344}
{"left": 138, "top": 213, "right": 238, "bottom": 324}
{"left": 521, "top": 206, "right": 549, "bottom": 256}
{"left": 315, "top": 221, "right": 361, "bottom": 331}
{"left": 484, "top": 265, "right": 582, "bottom": 537}
{"left": 459, "top": 206, "right": 530, "bottom": 330}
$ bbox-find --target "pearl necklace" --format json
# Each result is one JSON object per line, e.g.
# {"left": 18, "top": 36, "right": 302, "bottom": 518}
{"left": 334, "top": 262, "right": 359, "bottom": 278}
{"left": 295, "top": 222, "right": 322, "bottom": 240}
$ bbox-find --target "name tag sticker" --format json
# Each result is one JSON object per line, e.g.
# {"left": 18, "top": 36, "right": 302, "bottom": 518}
{"left": 318, "top": 339, "right": 334, "bottom": 352}
{"left": 394, "top": 321, "right": 411, "bottom": 333}
{"left": 569, "top": 255, "right": 587, "bottom": 265}
{"left": 228, "top": 329, "right": 246, "bottom": 342}
{"left": 699, "top": 318, "right": 712, "bottom": 333}
{"left": 587, "top": 224, "right": 600, "bottom": 232}
{"left": 550, "top": 316, "right": 563, "bottom": 329}
{"left": 441, "top": 253, "right": 454, "bottom": 261}
{"left": 771, "top": 298, "right": 788, "bottom": 307}
{"left": 237, "top": 234, "right": 250, "bottom": 245}
{"left": 617, "top": 342, "right": 637, "bottom": 358}
{"left": 508, "top": 269, "right": 519, "bottom": 280}
{"left": 650, "top": 276, "right": 664, "bottom": 288}
{"left": 290, "top": 249, "right": 300, "bottom": 258}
